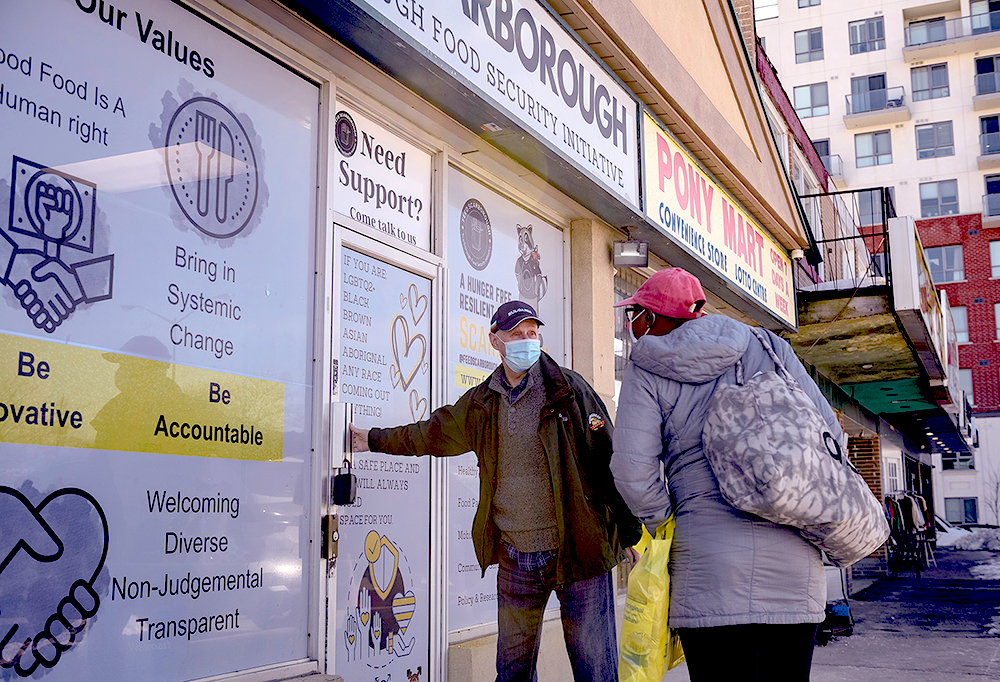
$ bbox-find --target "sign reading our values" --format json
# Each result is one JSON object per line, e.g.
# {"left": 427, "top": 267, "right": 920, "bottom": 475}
{"left": 349, "top": 0, "right": 639, "bottom": 208}
{"left": 337, "top": 248, "right": 432, "bottom": 680}
{"left": 642, "top": 113, "right": 795, "bottom": 327}
{"left": 333, "top": 103, "right": 433, "bottom": 251}
{"left": 1, "top": 1, "right": 318, "bottom": 680}
{"left": 445, "top": 167, "right": 565, "bottom": 631}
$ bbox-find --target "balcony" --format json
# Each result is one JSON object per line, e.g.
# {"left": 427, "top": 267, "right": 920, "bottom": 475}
{"left": 821, "top": 154, "right": 847, "bottom": 188}
{"left": 788, "top": 188, "right": 974, "bottom": 460}
{"left": 983, "top": 192, "right": 1000, "bottom": 228}
{"left": 844, "top": 87, "right": 910, "bottom": 129}
{"left": 974, "top": 72, "right": 1000, "bottom": 110}
{"left": 903, "top": 11, "right": 1000, "bottom": 62}
{"left": 978, "top": 131, "right": 1000, "bottom": 169}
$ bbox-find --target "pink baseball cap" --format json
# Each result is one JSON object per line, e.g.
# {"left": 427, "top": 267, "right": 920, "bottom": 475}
{"left": 614, "top": 268, "right": 707, "bottom": 319}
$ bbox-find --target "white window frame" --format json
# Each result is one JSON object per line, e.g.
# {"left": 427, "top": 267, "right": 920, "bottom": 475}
{"left": 952, "top": 305, "right": 969, "bottom": 343}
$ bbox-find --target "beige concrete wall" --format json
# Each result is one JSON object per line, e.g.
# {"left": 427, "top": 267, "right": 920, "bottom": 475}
{"left": 630, "top": 0, "right": 754, "bottom": 152}
{"left": 568, "top": 219, "right": 619, "bottom": 411}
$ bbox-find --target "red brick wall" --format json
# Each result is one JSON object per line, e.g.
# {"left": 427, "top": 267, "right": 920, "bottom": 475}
{"left": 916, "top": 213, "right": 1000, "bottom": 414}
{"left": 848, "top": 435, "right": 887, "bottom": 571}
{"left": 848, "top": 436, "right": 883, "bottom": 502}
{"left": 731, "top": 0, "right": 756, "bottom": 51}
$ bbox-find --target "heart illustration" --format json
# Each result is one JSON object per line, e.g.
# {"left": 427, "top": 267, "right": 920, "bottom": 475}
{"left": 409, "top": 390, "right": 428, "bottom": 421}
{"left": 390, "top": 314, "right": 426, "bottom": 392}
{"left": 0, "top": 486, "right": 109, "bottom": 677}
{"left": 406, "top": 283, "right": 428, "bottom": 326}
{"left": 392, "top": 591, "right": 416, "bottom": 636}
{"left": 399, "top": 293, "right": 407, "bottom": 310}
{"left": 421, "top": 362, "right": 429, "bottom": 375}
{"left": 389, "top": 364, "right": 402, "bottom": 389}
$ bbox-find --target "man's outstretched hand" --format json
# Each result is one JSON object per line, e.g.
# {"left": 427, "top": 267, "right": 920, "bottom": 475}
{"left": 349, "top": 423, "right": 370, "bottom": 453}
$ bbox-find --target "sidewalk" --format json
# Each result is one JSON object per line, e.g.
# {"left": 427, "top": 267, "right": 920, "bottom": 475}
{"left": 662, "top": 549, "right": 1000, "bottom": 681}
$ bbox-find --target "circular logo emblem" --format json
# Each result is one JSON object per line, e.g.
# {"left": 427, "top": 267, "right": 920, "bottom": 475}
{"left": 165, "top": 97, "right": 259, "bottom": 239}
{"left": 335, "top": 111, "right": 358, "bottom": 157}
{"left": 460, "top": 198, "right": 492, "bottom": 271}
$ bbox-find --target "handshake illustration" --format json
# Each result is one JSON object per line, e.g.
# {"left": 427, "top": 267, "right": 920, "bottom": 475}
{"left": 1, "top": 157, "right": 114, "bottom": 333}
{"left": 0, "top": 487, "right": 109, "bottom": 678}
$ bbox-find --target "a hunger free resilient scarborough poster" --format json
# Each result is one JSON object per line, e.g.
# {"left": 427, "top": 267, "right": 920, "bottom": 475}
{"left": 1, "top": 1, "right": 318, "bottom": 680}
{"left": 337, "top": 248, "right": 431, "bottom": 680}
{"left": 445, "top": 167, "right": 565, "bottom": 631}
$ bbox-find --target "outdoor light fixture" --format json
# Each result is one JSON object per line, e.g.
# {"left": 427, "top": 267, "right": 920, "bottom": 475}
{"left": 613, "top": 240, "right": 649, "bottom": 268}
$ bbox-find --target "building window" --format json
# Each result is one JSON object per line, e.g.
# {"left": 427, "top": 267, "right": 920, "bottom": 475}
{"left": 983, "top": 116, "right": 1000, "bottom": 157}
{"left": 952, "top": 305, "right": 969, "bottom": 343}
{"left": 991, "top": 241, "right": 1000, "bottom": 277}
{"left": 920, "top": 180, "right": 959, "bottom": 217}
{"left": 912, "top": 64, "right": 950, "bottom": 100}
{"left": 849, "top": 17, "right": 885, "bottom": 53}
{"left": 755, "top": 0, "right": 779, "bottom": 20}
{"left": 924, "top": 244, "right": 964, "bottom": 283}
{"left": 987, "top": 174, "right": 1000, "bottom": 218}
{"left": 960, "top": 368, "right": 975, "bottom": 406}
{"left": 916, "top": 121, "right": 954, "bottom": 159}
{"left": 795, "top": 28, "right": 824, "bottom": 63}
{"left": 855, "top": 130, "right": 892, "bottom": 167}
{"left": 976, "top": 56, "right": 1000, "bottom": 95}
{"left": 793, "top": 83, "right": 829, "bottom": 118}
{"left": 858, "top": 187, "right": 894, "bottom": 227}
{"left": 912, "top": 64, "right": 949, "bottom": 101}
{"left": 885, "top": 459, "right": 901, "bottom": 494}
{"left": 907, "top": 17, "right": 947, "bottom": 45}
{"left": 971, "top": 0, "right": 1000, "bottom": 34}
{"left": 945, "top": 497, "right": 978, "bottom": 523}
{"left": 850, "top": 74, "right": 888, "bottom": 113}
{"left": 798, "top": 0, "right": 820, "bottom": 7}
{"left": 614, "top": 271, "right": 641, "bottom": 405}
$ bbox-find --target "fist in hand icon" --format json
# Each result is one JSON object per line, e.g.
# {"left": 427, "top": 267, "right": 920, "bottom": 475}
{"left": 0, "top": 486, "right": 109, "bottom": 678}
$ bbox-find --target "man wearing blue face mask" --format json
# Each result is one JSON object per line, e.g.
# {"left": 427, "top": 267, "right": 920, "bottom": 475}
{"left": 351, "top": 300, "right": 641, "bottom": 682}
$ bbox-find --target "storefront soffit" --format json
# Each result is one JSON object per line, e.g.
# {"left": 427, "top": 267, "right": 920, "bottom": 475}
{"left": 555, "top": 0, "right": 809, "bottom": 251}
{"left": 783, "top": 293, "right": 920, "bottom": 386}
{"left": 785, "top": 288, "right": 970, "bottom": 454}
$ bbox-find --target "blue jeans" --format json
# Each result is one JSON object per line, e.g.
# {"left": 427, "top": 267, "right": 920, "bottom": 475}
{"left": 496, "top": 544, "right": 618, "bottom": 682}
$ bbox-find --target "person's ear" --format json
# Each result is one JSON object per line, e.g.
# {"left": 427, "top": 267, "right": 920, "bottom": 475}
{"left": 489, "top": 332, "right": 503, "bottom": 352}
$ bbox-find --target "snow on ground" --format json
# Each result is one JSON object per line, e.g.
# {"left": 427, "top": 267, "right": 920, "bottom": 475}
{"left": 952, "top": 528, "right": 1000, "bottom": 552}
{"left": 969, "top": 556, "right": 1000, "bottom": 580}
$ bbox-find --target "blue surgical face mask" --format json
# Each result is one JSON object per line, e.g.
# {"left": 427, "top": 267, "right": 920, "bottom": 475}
{"left": 500, "top": 338, "right": 541, "bottom": 373}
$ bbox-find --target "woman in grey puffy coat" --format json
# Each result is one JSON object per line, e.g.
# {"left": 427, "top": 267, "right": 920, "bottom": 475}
{"left": 611, "top": 268, "right": 843, "bottom": 681}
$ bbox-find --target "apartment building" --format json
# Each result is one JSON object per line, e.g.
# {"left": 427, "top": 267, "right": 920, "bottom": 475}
{"left": 758, "top": 0, "right": 1000, "bottom": 526}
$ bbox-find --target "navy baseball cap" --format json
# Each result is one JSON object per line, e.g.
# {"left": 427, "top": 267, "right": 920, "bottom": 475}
{"left": 491, "top": 301, "right": 544, "bottom": 333}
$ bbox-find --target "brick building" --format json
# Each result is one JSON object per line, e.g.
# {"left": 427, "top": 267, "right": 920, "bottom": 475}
{"left": 918, "top": 213, "right": 1000, "bottom": 524}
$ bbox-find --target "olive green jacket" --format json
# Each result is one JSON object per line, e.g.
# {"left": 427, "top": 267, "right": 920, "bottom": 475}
{"left": 368, "top": 352, "right": 637, "bottom": 586}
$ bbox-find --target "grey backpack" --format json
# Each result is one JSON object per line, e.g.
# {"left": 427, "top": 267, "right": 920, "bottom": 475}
{"left": 702, "top": 327, "right": 890, "bottom": 568}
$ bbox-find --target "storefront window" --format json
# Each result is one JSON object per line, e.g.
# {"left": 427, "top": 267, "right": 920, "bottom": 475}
{"left": 614, "top": 271, "right": 642, "bottom": 406}
{"left": 1, "top": 1, "right": 320, "bottom": 679}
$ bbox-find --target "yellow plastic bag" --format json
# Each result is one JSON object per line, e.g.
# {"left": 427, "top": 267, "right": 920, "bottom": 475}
{"left": 619, "top": 518, "right": 685, "bottom": 682}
